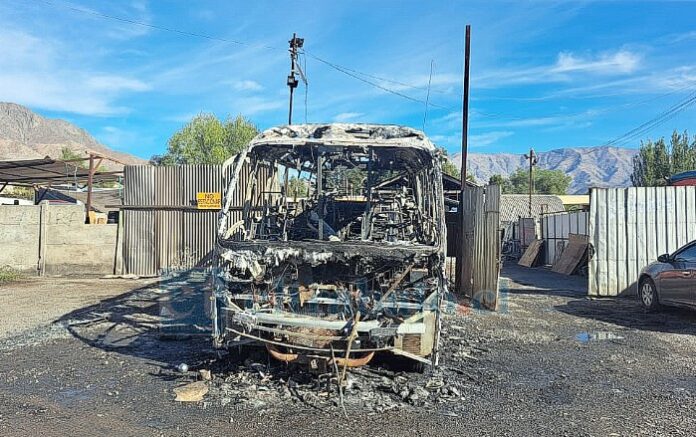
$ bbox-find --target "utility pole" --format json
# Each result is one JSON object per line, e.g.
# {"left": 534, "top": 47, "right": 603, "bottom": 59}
{"left": 456, "top": 25, "right": 471, "bottom": 295}
{"left": 287, "top": 33, "right": 304, "bottom": 125}
{"left": 86, "top": 153, "right": 95, "bottom": 224}
{"left": 524, "top": 148, "right": 538, "bottom": 217}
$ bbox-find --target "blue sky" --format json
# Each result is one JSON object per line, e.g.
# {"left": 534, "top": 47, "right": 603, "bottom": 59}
{"left": 1, "top": 0, "right": 695, "bottom": 159}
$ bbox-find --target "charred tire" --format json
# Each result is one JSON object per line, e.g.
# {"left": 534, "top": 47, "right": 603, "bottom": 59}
{"left": 639, "top": 277, "right": 660, "bottom": 312}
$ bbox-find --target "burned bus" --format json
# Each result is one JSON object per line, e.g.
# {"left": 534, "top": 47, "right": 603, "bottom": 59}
{"left": 212, "top": 124, "right": 447, "bottom": 368}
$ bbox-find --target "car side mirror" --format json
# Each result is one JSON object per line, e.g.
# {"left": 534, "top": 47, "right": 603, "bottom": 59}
{"left": 657, "top": 254, "right": 672, "bottom": 263}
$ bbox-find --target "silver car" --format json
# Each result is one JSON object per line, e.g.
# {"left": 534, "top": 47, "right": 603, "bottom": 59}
{"left": 639, "top": 241, "right": 696, "bottom": 311}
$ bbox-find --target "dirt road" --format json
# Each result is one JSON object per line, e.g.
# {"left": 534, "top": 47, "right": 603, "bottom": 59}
{"left": 1, "top": 265, "right": 696, "bottom": 436}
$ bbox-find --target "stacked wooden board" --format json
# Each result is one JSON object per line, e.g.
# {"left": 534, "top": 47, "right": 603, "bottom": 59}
{"left": 551, "top": 233, "right": 589, "bottom": 275}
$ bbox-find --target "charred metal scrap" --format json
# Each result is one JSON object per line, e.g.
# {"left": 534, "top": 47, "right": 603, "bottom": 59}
{"left": 212, "top": 123, "right": 447, "bottom": 368}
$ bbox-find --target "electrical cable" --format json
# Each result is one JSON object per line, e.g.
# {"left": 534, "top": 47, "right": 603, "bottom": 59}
{"left": 603, "top": 90, "right": 696, "bottom": 147}
{"left": 20, "top": 0, "right": 451, "bottom": 109}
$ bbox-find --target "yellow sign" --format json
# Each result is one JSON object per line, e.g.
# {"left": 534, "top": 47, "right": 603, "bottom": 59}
{"left": 196, "top": 192, "right": 221, "bottom": 210}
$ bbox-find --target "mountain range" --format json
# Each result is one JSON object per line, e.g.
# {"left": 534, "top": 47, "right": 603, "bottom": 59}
{"left": 0, "top": 102, "right": 638, "bottom": 193}
{"left": 0, "top": 102, "right": 145, "bottom": 169}
{"left": 451, "top": 146, "right": 638, "bottom": 194}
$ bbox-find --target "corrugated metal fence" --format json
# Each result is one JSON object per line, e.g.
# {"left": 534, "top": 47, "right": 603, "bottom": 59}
{"left": 541, "top": 211, "right": 589, "bottom": 265}
{"left": 589, "top": 186, "right": 696, "bottom": 296}
{"left": 122, "top": 164, "right": 272, "bottom": 276}
{"left": 459, "top": 185, "right": 501, "bottom": 310}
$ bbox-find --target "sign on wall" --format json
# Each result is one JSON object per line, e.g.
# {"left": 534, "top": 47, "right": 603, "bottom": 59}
{"left": 196, "top": 192, "right": 221, "bottom": 210}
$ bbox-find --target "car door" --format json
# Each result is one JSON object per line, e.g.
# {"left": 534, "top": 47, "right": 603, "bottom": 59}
{"left": 660, "top": 244, "right": 696, "bottom": 305}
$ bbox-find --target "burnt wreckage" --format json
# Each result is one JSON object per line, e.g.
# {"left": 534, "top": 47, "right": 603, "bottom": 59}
{"left": 213, "top": 124, "right": 447, "bottom": 368}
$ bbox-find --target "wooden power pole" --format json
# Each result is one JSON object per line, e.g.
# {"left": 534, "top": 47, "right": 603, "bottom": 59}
{"left": 524, "top": 148, "right": 538, "bottom": 217}
{"left": 456, "top": 25, "right": 471, "bottom": 295}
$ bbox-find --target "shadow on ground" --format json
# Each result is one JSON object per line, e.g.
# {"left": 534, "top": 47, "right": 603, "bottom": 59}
{"left": 56, "top": 269, "right": 217, "bottom": 370}
{"left": 503, "top": 261, "right": 696, "bottom": 335}
{"left": 556, "top": 297, "right": 696, "bottom": 335}
{"left": 501, "top": 263, "right": 587, "bottom": 297}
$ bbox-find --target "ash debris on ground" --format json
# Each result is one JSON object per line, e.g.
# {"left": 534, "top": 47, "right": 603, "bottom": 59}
{"left": 178, "top": 314, "right": 488, "bottom": 416}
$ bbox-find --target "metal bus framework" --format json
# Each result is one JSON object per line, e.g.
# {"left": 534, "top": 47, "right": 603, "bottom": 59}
{"left": 212, "top": 124, "right": 447, "bottom": 368}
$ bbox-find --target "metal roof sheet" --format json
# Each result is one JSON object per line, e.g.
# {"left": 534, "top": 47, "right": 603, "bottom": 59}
{"left": 500, "top": 194, "right": 565, "bottom": 223}
{"left": 0, "top": 158, "right": 121, "bottom": 185}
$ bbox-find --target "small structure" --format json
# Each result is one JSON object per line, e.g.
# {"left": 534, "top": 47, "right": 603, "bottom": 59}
{"left": 0, "top": 157, "right": 122, "bottom": 223}
{"left": 557, "top": 194, "right": 590, "bottom": 211}
{"left": 668, "top": 170, "right": 696, "bottom": 186}
{"left": 499, "top": 194, "right": 564, "bottom": 257}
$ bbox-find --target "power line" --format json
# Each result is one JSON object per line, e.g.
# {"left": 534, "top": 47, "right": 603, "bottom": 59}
{"left": 604, "top": 90, "right": 696, "bottom": 147}
{"left": 22, "top": 0, "right": 450, "bottom": 110}
{"left": 304, "top": 52, "right": 450, "bottom": 110}
{"left": 31, "top": 0, "right": 278, "bottom": 50}
{"left": 423, "top": 60, "right": 434, "bottom": 131}
{"left": 315, "top": 59, "right": 450, "bottom": 95}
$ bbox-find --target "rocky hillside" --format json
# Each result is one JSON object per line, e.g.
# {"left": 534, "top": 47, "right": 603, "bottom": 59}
{"left": 451, "top": 146, "right": 638, "bottom": 194}
{"left": 0, "top": 102, "right": 145, "bottom": 169}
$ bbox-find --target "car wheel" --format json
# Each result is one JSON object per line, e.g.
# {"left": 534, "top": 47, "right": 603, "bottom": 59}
{"left": 639, "top": 278, "right": 659, "bottom": 312}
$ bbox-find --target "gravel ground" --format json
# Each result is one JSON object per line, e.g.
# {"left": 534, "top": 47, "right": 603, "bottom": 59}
{"left": 2, "top": 264, "right": 696, "bottom": 436}
{"left": 0, "top": 276, "right": 156, "bottom": 340}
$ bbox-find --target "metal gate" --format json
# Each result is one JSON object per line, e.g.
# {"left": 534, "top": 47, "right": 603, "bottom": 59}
{"left": 459, "top": 185, "right": 501, "bottom": 309}
{"left": 121, "top": 163, "right": 272, "bottom": 276}
{"left": 589, "top": 186, "right": 696, "bottom": 296}
{"left": 541, "top": 211, "right": 589, "bottom": 265}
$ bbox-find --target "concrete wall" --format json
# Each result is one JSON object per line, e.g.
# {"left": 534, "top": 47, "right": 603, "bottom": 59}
{"left": 0, "top": 204, "right": 118, "bottom": 276}
{"left": 0, "top": 206, "right": 41, "bottom": 274}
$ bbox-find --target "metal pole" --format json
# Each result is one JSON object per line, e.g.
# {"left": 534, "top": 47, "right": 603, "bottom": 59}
{"left": 287, "top": 33, "right": 303, "bottom": 125}
{"left": 317, "top": 150, "right": 324, "bottom": 240}
{"left": 525, "top": 148, "right": 536, "bottom": 217}
{"left": 86, "top": 153, "right": 95, "bottom": 224}
{"left": 529, "top": 150, "right": 533, "bottom": 217}
{"left": 456, "top": 25, "right": 471, "bottom": 295}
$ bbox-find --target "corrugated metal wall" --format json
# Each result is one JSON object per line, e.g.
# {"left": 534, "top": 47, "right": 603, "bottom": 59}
{"left": 459, "top": 185, "right": 501, "bottom": 310}
{"left": 123, "top": 166, "right": 156, "bottom": 276}
{"left": 541, "top": 211, "right": 589, "bottom": 265}
{"left": 589, "top": 186, "right": 696, "bottom": 296}
{"left": 122, "top": 163, "right": 274, "bottom": 276}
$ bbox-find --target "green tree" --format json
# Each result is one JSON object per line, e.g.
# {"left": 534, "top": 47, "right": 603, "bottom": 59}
{"left": 60, "top": 147, "right": 87, "bottom": 167}
{"left": 287, "top": 177, "right": 309, "bottom": 198}
{"left": 437, "top": 147, "right": 477, "bottom": 183}
{"left": 155, "top": 113, "right": 258, "bottom": 165}
{"left": 59, "top": 147, "right": 118, "bottom": 187}
{"left": 503, "top": 168, "right": 571, "bottom": 195}
{"left": 441, "top": 156, "right": 460, "bottom": 178}
{"left": 631, "top": 130, "right": 696, "bottom": 186}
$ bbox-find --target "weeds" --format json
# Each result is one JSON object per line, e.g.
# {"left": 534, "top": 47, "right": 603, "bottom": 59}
{"left": 0, "top": 266, "right": 22, "bottom": 284}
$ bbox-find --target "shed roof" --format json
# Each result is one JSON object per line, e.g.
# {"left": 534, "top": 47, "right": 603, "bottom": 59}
{"left": 500, "top": 194, "right": 565, "bottom": 223}
{"left": 0, "top": 158, "right": 121, "bottom": 186}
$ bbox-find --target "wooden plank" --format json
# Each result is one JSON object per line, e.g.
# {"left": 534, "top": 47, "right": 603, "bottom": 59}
{"left": 518, "top": 239, "right": 544, "bottom": 267}
{"left": 551, "top": 233, "right": 588, "bottom": 275}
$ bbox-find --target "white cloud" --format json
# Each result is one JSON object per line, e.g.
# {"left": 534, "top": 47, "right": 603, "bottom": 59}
{"left": 663, "top": 31, "right": 696, "bottom": 44}
{"left": 86, "top": 75, "right": 151, "bottom": 92}
{"left": 474, "top": 110, "right": 599, "bottom": 129}
{"left": 470, "top": 131, "right": 514, "bottom": 147}
{"left": 477, "top": 49, "right": 643, "bottom": 88}
{"left": 231, "top": 96, "right": 285, "bottom": 115}
{"left": 552, "top": 50, "right": 640, "bottom": 74}
{"left": 96, "top": 125, "right": 147, "bottom": 151}
{"left": 333, "top": 112, "right": 364, "bottom": 122}
{"left": 0, "top": 28, "right": 149, "bottom": 115}
{"left": 233, "top": 80, "right": 264, "bottom": 92}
